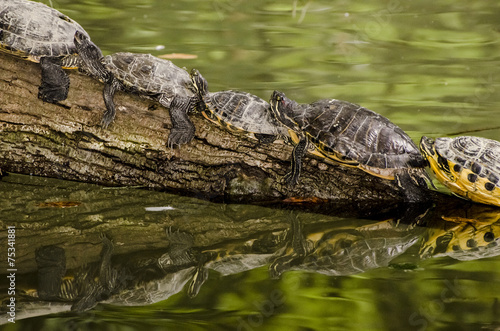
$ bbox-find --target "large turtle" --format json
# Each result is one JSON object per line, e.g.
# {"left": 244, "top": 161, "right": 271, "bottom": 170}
{"left": 268, "top": 91, "right": 429, "bottom": 198}
{"left": 0, "top": 0, "right": 92, "bottom": 102}
{"left": 74, "top": 32, "right": 207, "bottom": 147}
{"left": 191, "top": 72, "right": 288, "bottom": 143}
{"left": 420, "top": 136, "right": 500, "bottom": 207}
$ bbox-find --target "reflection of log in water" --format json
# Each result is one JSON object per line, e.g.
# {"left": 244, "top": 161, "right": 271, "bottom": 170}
{"left": 0, "top": 51, "right": 448, "bottom": 203}
{"left": 2, "top": 200, "right": 500, "bottom": 322}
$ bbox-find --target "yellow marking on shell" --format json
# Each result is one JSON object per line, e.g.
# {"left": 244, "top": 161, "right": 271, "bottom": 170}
{"left": 0, "top": 48, "right": 79, "bottom": 69}
{"left": 0, "top": 47, "right": 38, "bottom": 62}
{"left": 302, "top": 132, "right": 397, "bottom": 180}
{"left": 450, "top": 162, "right": 500, "bottom": 206}
{"left": 423, "top": 146, "right": 500, "bottom": 207}
{"left": 202, "top": 110, "right": 251, "bottom": 137}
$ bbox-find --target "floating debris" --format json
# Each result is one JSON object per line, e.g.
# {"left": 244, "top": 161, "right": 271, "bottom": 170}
{"left": 282, "top": 197, "right": 329, "bottom": 204}
{"left": 158, "top": 53, "right": 198, "bottom": 60}
{"left": 37, "top": 201, "right": 82, "bottom": 208}
{"left": 145, "top": 206, "right": 175, "bottom": 211}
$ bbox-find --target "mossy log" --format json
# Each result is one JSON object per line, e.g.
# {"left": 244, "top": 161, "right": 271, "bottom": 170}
{"left": 1, "top": 52, "right": 428, "bottom": 203}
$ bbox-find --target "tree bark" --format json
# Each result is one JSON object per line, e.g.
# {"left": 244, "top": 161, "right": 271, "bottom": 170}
{"left": 1, "top": 52, "right": 427, "bottom": 203}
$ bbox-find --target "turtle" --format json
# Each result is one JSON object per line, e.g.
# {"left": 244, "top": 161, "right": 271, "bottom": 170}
{"left": 74, "top": 32, "right": 207, "bottom": 147}
{"left": 0, "top": 0, "right": 92, "bottom": 102}
{"left": 191, "top": 72, "right": 288, "bottom": 143}
{"left": 420, "top": 136, "right": 500, "bottom": 207}
{"left": 268, "top": 90, "right": 430, "bottom": 199}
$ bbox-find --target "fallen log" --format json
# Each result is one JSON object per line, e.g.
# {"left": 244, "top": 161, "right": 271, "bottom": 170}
{"left": 0, "top": 52, "right": 426, "bottom": 203}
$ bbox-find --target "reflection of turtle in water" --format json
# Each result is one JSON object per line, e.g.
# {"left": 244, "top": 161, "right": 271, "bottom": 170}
{"left": 419, "top": 207, "right": 500, "bottom": 261}
{"left": 30, "top": 234, "right": 120, "bottom": 312}
{"left": 74, "top": 32, "right": 207, "bottom": 147}
{"left": 191, "top": 72, "right": 288, "bottom": 143}
{"left": 159, "top": 227, "right": 288, "bottom": 298}
{"left": 420, "top": 136, "right": 500, "bottom": 207}
{"left": 268, "top": 91, "right": 429, "bottom": 200}
{"left": 0, "top": 0, "right": 93, "bottom": 102}
{"left": 269, "top": 217, "right": 420, "bottom": 279}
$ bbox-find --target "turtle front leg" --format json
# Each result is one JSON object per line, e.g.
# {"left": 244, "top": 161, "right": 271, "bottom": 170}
{"left": 102, "top": 78, "right": 120, "bottom": 128}
{"left": 395, "top": 169, "right": 430, "bottom": 203}
{"left": 38, "top": 57, "right": 70, "bottom": 103}
{"left": 284, "top": 137, "right": 308, "bottom": 186}
{"left": 163, "top": 96, "right": 196, "bottom": 148}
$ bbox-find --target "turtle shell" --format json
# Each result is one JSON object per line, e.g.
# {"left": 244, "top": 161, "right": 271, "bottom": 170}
{"left": 202, "top": 91, "right": 288, "bottom": 137}
{"left": 420, "top": 136, "right": 500, "bottom": 206}
{"left": 103, "top": 53, "right": 196, "bottom": 106}
{"left": 0, "top": 0, "right": 89, "bottom": 67}
{"left": 290, "top": 99, "right": 425, "bottom": 179}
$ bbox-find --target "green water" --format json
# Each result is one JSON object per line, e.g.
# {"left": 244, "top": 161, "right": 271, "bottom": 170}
{"left": 2, "top": 0, "right": 500, "bottom": 330}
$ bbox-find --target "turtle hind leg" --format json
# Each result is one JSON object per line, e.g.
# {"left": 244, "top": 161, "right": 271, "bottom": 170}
{"left": 164, "top": 96, "right": 196, "bottom": 148}
{"left": 283, "top": 137, "right": 308, "bottom": 186}
{"left": 38, "top": 57, "right": 70, "bottom": 103}
{"left": 255, "top": 133, "right": 277, "bottom": 144}
{"left": 102, "top": 78, "right": 120, "bottom": 128}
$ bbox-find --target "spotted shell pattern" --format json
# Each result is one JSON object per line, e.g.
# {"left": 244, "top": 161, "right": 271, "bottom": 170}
{"left": 0, "top": 0, "right": 89, "bottom": 66}
{"left": 103, "top": 53, "right": 196, "bottom": 105}
{"left": 430, "top": 136, "right": 500, "bottom": 206}
{"left": 203, "top": 91, "right": 288, "bottom": 136}
{"left": 291, "top": 99, "right": 425, "bottom": 179}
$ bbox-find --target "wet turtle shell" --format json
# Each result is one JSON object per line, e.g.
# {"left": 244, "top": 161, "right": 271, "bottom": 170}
{"left": 420, "top": 136, "right": 500, "bottom": 207}
{"left": 103, "top": 53, "right": 197, "bottom": 101}
{"left": 199, "top": 90, "right": 289, "bottom": 143}
{"left": 74, "top": 32, "right": 207, "bottom": 147}
{"left": 0, "top": 0, "right": 91, "bottom": 102}
{"left": 269, "top": 91, "right": 429, "bottom": 193}
{"left": 0, "top": 0, "right": 87, "bottom": 66}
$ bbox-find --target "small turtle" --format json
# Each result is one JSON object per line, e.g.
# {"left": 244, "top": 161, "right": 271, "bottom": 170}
{"left": 0, "top": 0, "right": 92, "bottom": 102}
{"left": 269, "top": 91, "right": 429, "bottom": 198}
{"left": 191, "top": 72, "right": 288, "bottom": 143}
{"left": 74, "top": 32, "right": 207, "bottom": 147}
{"left": 420, "top": 136, "right": 500, "bottom": 207}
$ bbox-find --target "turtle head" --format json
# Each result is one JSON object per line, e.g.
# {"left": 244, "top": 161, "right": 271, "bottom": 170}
{"left": 190, "top": 69, "right": 208, "bottom": 96}
{"left": 419, "top": 136, "right": 436, "bottom": 159}
{"left": 269, "top": 90, "right": 300, "bottom": 130}
{"left": 74, "top": 31, "right": 111, "bottom": 82}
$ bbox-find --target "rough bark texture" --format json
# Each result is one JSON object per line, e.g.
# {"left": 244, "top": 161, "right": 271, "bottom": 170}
{"left": 1, "top": 52, "right": 422, "bottom": 203}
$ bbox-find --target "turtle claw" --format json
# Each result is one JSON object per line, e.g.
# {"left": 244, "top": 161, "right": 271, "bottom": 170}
{"left": 283, "top": 172, "right": 299, "bottom": 187}
{"left": 101, "top": 111, "right": 114, "bottom": 129}
{"left": 166, "top": 128, "right": 195, "bottom": 149}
